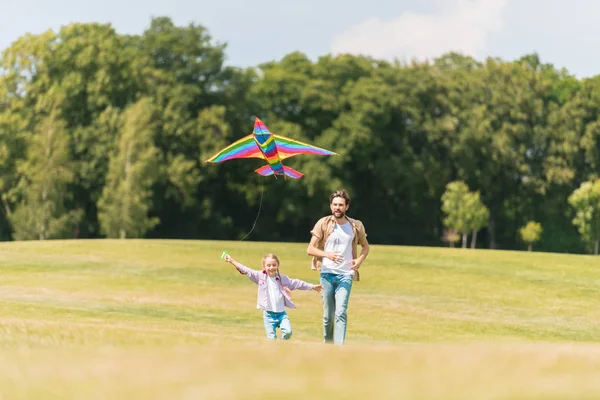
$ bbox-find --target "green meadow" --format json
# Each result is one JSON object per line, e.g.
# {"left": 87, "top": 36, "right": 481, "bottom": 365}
{"left": 1, "top": 239, "right": 600, "bottom": 399}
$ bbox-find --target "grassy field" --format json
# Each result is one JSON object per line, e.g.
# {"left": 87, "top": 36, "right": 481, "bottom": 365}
{"left": 1, "top": 239, "right": 600, "bottom": 398}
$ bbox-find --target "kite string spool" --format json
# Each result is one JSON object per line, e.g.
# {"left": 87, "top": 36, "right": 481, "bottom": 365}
{"left": 239, "top": 176, "right": 264, "bottom": 241}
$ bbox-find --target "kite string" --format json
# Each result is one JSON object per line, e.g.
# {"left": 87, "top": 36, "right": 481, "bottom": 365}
{"left": 239, "top": 177, "right": 264, "bottom": 241}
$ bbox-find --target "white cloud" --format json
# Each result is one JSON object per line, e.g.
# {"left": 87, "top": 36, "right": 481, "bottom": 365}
{"left": 330, "top": 0, "right": 508, "bottom": 62}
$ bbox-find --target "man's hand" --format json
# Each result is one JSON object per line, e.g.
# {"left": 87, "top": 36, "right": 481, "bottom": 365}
{"left": 350, "top": 258, "right": 362, "bottom": 270}
{"left": 325, "top": 252, "right": 343, "bottom": 264}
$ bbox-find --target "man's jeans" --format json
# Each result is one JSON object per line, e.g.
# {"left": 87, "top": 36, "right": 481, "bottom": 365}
{"left": 320, "top": 272, "right": 353, "bottom": 345}
{"left": 263, "top": 310, "right": 292, "bottom": 340}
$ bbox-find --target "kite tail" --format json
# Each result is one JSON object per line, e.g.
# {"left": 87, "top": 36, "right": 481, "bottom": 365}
{"left": 282, "top": 166, "right": 303, "bottom": 179}
{"left": 255, "top": 165, "right": 303, "bottom": 179}
{"left": 255, "top": 165, "right": 274, "bottom": 177}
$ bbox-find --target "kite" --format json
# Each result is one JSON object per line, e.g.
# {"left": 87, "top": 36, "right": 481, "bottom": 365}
{"left": 204, "top": 117, "right": 338, "bottom": 179}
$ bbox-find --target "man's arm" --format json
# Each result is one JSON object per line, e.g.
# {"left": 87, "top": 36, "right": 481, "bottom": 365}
{"left": 351, "top": 235, "right": 370, "bottom": 270}
{"left": 306, "top": 235, "right": 325, "bottom": 257}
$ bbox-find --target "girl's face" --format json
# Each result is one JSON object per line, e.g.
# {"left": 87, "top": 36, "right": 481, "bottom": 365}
{"left": 263, "top": 257, "right": 279, "bottom": 277}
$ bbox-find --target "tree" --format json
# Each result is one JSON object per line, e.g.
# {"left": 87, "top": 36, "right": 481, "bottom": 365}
{"left": 466, "top": 191, "right": 490, "bottom": 249}
{"left": 441, "top": 181, "right": 471, "bottom": 248}
{"left": 10, "top": 111, "right": 82, "bottom": 240}
{"left": 97, "top": 98, "right": 159, "bottom": 238}
{"left": 0, "top": 79, "right": 29, "bottom": 239}
{"left": 441, "top": 228, "right": 460, "bottom": 248}
{"left": 519, "top": 221, "right": 543, "bottom": 251}
{"left": 568, "top": 179, "right": 600, "bottom": 255}
{"left": 441, "top": 181, "right": 489, "bottom": 248}
{"left": 2, "top": 17, "right": 600, "bottom": 253}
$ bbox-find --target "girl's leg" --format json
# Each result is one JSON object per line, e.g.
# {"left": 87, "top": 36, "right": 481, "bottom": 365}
{"left": 279, "top": 313, "right": 293, "bottom": 340}
{"left": 263, "top": 310, "right": 277, "bottom": 339}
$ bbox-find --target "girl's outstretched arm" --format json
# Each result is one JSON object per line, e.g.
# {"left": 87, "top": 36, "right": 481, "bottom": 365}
{"left": 282, "top": 275, "right": 323, "bottom": 292}
{"left": 223, "top": 254, "right": 260, "bottom": 284}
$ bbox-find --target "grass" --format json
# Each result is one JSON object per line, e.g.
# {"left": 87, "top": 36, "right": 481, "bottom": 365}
{"left": 1, "top": 239, "right": 600, "bottom": 398}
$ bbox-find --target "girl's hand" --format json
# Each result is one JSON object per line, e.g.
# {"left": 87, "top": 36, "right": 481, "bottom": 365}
{"left": 224, "top": 254, "right": 233, "bottom": 263}
{"left": 313, "top": 284, "right": 323, "bottom": 292}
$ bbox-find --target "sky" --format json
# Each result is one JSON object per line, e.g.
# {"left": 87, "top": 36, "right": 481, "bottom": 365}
{"left": 1, "top": 0, "right": 599, "bottom": 78}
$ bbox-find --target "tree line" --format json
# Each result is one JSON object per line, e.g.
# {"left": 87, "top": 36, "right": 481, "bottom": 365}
{"left": 1, "top": 16, "right": 600, "bottom": 254}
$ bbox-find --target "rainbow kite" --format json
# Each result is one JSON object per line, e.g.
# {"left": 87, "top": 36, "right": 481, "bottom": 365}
{"left": 205, "top": 117, "right": 338, "bottom": 179}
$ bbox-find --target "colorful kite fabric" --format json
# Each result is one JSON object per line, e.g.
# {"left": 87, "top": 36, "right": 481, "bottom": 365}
{"left": 272, "top": 134, "right": 336, "bottom": 160}
{"left": 204, "top": 135, "right": 264, "bottom": 162}
{"left": 205, "top": 117, "right": 337, "bottom": 179}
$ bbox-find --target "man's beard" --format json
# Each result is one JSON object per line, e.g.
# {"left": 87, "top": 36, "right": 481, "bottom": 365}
{"left": 334, "top": 210, "right": 345, "bottom": 218}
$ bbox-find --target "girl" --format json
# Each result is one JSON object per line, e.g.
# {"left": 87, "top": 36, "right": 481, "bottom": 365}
{"left": 223, "top": 253, "right": 322, "bottom": 340}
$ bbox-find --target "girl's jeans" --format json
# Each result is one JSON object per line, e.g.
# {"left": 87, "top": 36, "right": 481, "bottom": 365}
{"left": 263, "top": 310, "right": 292, "bottom": 340}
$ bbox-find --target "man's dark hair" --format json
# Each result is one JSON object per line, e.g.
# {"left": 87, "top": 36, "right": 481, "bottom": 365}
{"left": 329, "top": 189, "right": 351, "bottom": 206}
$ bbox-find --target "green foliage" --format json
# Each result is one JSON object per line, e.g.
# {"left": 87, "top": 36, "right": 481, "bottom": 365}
{"left": 466, "top": 191, "right": 490, "bottom": 249}
{"left": 97, "top": 98, "right": 159, "bottom": 238}
{"left": 0, "top": 16, "right": 599, "bottom": 253}
{"left": 519, "top": 221, "right": 543, "bottom": 251}
{"left": 10, "top": 111, "right": 82, "bottom": 240}
{"left": 568, "top": 180, "right": 600, "bottom": 254}
{"left": 442, "top": 181, "right": 471, "bottom": 236}
{"left": 441, "top": 181, "right": 489, "bottom": 248}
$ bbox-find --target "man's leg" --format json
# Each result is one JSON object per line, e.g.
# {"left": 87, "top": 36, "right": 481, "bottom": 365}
{"left": 263, "top": 310, "right": 277, "bottom": 340}
{"left": 279, "top": 312, "right": 293, "bottom": 340}
{"left": 333, "top": 274, "right": 353, "bottom": 345}
{"left": 320, "top": 273, "right": 335, "bottom": 343}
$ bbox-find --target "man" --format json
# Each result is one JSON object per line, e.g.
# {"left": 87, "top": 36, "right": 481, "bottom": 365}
{"left": 307, "top": 189, "right": 369, "bottom": 345}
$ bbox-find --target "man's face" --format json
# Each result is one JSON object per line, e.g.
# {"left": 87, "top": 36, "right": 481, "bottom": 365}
{"left": 330, "top": 196, "right": 349, "bottom": 219}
